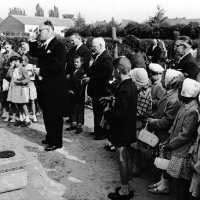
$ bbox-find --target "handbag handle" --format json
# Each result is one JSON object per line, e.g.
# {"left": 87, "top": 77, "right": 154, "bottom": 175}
{"left": 144, "top": 121, "right": 148, "bottom": 129}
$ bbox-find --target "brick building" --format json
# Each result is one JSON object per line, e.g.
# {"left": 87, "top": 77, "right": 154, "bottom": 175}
{"left": 0, "top": 15, "right": 74, "bottom": 37}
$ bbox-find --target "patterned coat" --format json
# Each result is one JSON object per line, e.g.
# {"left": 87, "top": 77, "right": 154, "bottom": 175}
{"left": 150, "top": 89, "right": 180, "bottom": 142}
{"left": 189, "top": 128, "right": 200, "bottom": 197}
{"left": 167, "top": 100, "right": 199, "bottom": 157}
{"left": 166, "top": 100, "right": 199, "bottom": 180}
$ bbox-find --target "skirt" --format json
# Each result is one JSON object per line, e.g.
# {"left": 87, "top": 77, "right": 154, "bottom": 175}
{"left": 28, "top": 81, "right": 37, "bottom": 100}
{"left": 7, "top": 85, "right": 29, "bottom": 104}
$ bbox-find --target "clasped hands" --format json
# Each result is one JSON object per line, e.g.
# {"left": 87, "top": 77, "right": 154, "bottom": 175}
{"left": 99, "top": 96, "right": 115, "bottom": 108}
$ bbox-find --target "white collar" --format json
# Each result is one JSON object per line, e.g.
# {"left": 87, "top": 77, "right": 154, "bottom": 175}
{"left": 94, "top": 50, "right": 105, "bottom": 61}
{"left": 43, "top": 36, "right": 55, "bottom": 49}
{"left": 75, "top": 43, "right": 82, "bottom": 51}
{"left": 178, "top": 52, "right": 191, "bottom": 63}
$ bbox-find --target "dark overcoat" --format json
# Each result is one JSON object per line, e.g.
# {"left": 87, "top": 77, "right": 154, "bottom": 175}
{"left": 176, "top": 53, "right": 200, "bottom": 80}
{"left": 29, "top": 37, "right": 66, "bottom": 113}
{"left": 106, "top": 79, "right": 137, "bottom": 147}
{"left": 87, "top": 50, "right": 113, "bottom": 98}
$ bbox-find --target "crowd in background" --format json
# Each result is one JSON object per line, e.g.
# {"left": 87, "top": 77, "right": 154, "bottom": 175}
{"left": 0, "top": 29, "right": 200, "bottom": 200}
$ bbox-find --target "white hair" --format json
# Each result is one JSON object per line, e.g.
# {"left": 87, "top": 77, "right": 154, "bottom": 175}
{"left": 92, "top": 37, "right": 106, "bottom": 50}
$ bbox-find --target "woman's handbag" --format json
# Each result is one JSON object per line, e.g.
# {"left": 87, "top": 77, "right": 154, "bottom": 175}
{"left": 2, "top": 79, "right": 9, "bottom": 91}
{"left": 166, "top": 156, "right": 184, "bottom": 178}
{"left": 137, "top": 123, "right": 159, "bottom": 147}
{"left": 154, "top": 157, "right": 170, "bottom": 170}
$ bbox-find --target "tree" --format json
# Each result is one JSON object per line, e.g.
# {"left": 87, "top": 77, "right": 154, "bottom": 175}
{"left": 48, "top": 5, "right": 59, "bottom": 17}
{"left": 9, "top": 7, "right": 26, "bottom": 16}
{"left": 147, "top": 5, "right": 168, "bottom": 27}
{"left": 75, "top": 12, "right": 86, "bottom": 28}
{"left": 35, "top": 3, "right": 44, "bottom": 17}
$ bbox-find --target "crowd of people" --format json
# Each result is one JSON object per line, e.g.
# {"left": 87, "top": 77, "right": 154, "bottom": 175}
{"left": 0, "top": 20, "right": 200, "bottom": 200}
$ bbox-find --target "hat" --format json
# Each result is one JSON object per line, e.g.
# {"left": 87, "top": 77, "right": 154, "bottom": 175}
{"left": 165, "top": 69, "right": 183, "bottom": 87}
{"left": 130, "top": 68, "right": 149, "bottom": 86}
{"left": 149, "top": 63, "right": 164, "bottom": 74}
{"left": 181, "top": 78, "right": 200, "bottom": 98}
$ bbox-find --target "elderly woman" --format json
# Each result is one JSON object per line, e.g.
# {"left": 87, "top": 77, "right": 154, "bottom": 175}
{"left": 163, "top": 78, "right": 200, "bottom": 200}
{"left": 147, "top": 69, "right": 184, "bottom": 194}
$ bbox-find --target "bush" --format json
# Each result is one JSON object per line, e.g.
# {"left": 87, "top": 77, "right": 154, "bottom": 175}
{"left": 0, "top": 36, "right": 180, "bottom": 59}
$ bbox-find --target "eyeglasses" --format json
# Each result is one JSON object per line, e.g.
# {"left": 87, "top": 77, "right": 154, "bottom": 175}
{"left": 174, "top": 43, "right": 185, "bottom": 48}
{"left": 39, "top": 28, "right": 48, "bottom": 33}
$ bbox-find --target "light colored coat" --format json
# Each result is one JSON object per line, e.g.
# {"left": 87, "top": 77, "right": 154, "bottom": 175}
{"left": 151, "top": 80, "right": 165, "bottom": 110}
{"left": 189, "top": 127, "right": 200, "bottom": 197}
{"left": 168, "top": 100, "right": 199, "bottom": 157}
{"left": 151, "top": 89, "right": 180, "bottom": 142}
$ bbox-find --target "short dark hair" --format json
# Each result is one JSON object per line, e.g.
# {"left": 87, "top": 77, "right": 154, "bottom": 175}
{"left": 71, "top": 33, "right": 82, "bottom": 40}
{"left": 9, "top": 55, "right": 22, "bottom": 63}
{"left": 73, "top": 54, "right": 83, "bottom": 62}
{"left": 114, "top": 56, "right": 131, "bottom": 75}
{"left": 177, "top": 35, "right": 192, "bottom": 46}
{"left": 44, "top": 20, "right": 54, "bottom": 31}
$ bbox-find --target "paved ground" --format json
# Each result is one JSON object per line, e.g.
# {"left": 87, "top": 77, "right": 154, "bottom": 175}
{"left": 0, "top": 109, "right": 173, "bottom": 200}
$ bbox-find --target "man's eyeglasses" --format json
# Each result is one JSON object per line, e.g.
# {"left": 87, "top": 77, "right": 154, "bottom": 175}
{"left": 39, "top": 28, "right": 49, "bottom": 33}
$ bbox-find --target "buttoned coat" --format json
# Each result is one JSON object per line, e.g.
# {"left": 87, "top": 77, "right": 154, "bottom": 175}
{"left": 29, "top": 37, "right": 66, "bottom": 113}
{"left": 87, "top": 50, "right": 113, "bottom": 98}
{"left": 176, "top": 53, "right": 200, "bottom": 80}
{"left": 66, "top": 44, "right": 91, "bottom": 76}
{"left": 151, "top": 89, "right": 181, "bottom": 141}
{"left": 106, "top": 79, "right": 137, "bottom": 147}
{"left": 29, "top": 37, "right": 66, "bottom": 147}
{"left": 168, "top": 100, "right": 199, "bottom": 157}
{"left": 189, "top": 129, "right": 200, "bottom": 197}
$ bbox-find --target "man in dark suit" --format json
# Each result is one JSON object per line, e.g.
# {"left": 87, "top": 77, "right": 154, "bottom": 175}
{"left": 175, "top": 36, "right": 200, "bottom": 80}
{"left": 87, "top": 37, "right": 113, "bottom": 140}
{"left": 65, "top": 33, "right": 91, "bottom": 118}
{"left": 66, "top": 33, "right": 91, "bottom": 76}
{"left": 29, "top": 20, "right": 66, "bottom": 151}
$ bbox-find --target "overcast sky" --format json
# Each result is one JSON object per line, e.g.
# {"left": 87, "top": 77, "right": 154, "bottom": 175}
{"left": 1, "top": 0, "right": 200, "bottom": 23}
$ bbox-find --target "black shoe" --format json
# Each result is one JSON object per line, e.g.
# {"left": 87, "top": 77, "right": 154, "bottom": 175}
{"left": 14, "top": 121, "right": 23, "bottom": 127}
{"left": 94, "top": 135, "right": 107, "bottom": 140}
{"left": 41, "top": 139, "right": 48, "bottom": 145}
{"left": 131, "top": 165, "right": 141, "bottom": 177}
{"left": 44, "top": 145, "right": 62, "bottom": 151}
{"left": 108, "top": 189, "right": 134, "bottom": 200}
{"left": 65, "top": 126, "right": 76, "bottom": 131}
{"left": 75, "top": 126, "right": 83, "bottom": 134}
{"left": 21, "top": 121, "right": 31, "bottom": 127}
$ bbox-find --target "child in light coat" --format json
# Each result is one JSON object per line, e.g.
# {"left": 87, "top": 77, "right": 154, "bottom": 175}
{"left": 7, "top": 56, "right": 31, "bottom": 126}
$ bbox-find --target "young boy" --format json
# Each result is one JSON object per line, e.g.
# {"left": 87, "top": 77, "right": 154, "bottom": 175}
{"left": 66, "top": 54, "right": 86, "bottom": 134}
{"left": 104, "top": 56, "right": 137, "bottom": 200}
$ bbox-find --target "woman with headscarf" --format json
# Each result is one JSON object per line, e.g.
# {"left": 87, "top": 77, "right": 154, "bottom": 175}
{"left": 162, "top": 78, "right": 200, "bottom": 200}
{"left": 147, "top": 69, "right": 184, "bottom": 194}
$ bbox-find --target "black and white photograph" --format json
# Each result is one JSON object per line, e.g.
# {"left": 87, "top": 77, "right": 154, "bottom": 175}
{"left": 0, "top": 0, "right": 199, "bottom": 199}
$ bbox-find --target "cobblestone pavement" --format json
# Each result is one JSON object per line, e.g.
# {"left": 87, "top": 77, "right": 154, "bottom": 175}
{"left": 0, "top": 109, "right": 173, "bottom": 200}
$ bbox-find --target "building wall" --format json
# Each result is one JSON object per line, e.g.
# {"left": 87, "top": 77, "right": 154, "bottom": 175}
{"left": 24, "top": 25, "right": 38, "bottom": 33}
{"left": 0, "top": 16, "right": 24, "bottom": 33}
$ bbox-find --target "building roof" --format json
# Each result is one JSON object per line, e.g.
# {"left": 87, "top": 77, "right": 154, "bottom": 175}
{"left": 165, "top": 17, "right": 200, "bottom": 26}
{"left": 11, "top": 15, "right": 74, "bottom": 27}
{"left": 119, "top": 19, "right": 138, "bottom": 28}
